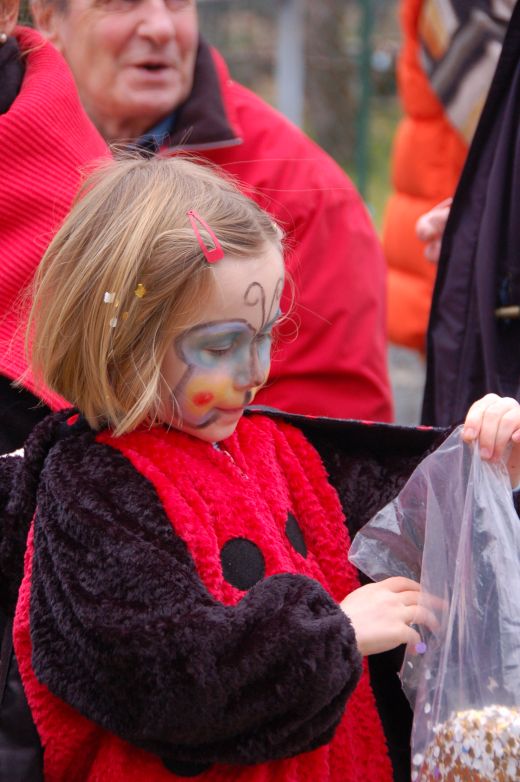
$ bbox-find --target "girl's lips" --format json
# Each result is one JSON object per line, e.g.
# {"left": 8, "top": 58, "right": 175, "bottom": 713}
{"left": 215, "top": 406, "right": 244, "bottom": 415}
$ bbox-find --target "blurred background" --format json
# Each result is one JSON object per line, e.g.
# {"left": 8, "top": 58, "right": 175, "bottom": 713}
{"left": 197, "top": 0, "right": 425, "bottom": 425}
{"left": 19, "top": 0, "right": 424, "bottom": 422}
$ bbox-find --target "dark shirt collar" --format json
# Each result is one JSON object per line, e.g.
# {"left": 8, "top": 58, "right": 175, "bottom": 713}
{"left": 136, "top": 112, "right": 176, "bottom": 152}
{"left": 134, "top": 38, "right": 239, "bottom": 151}
{"left": 0, "top": 36, "right": 25, "bottom": 115}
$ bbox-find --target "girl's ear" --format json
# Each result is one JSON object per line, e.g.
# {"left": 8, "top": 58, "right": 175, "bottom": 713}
{"left": 1, "top": 0, "right": 19, "bottom": 36}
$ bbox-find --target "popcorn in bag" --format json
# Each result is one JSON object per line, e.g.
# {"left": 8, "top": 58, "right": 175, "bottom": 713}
{"left": 349, "top": 427, "right": 520, "bottom": 781}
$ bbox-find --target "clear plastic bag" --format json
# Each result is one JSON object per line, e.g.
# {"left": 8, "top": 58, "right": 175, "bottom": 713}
{"left": 349, "top": 426, "right": 520, "bottom": 781}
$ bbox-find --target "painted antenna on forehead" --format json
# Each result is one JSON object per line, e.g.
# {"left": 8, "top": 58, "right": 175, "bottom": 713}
{"left": 187, "top": 209, "right": 225, "bottom": 264}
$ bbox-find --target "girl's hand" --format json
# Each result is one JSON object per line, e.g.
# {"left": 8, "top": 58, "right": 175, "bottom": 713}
{"left": 415, "top": 197, "right": 452, "bottom": 263}
{"left": 462, "top": 393, "right": 520, "bottom": 488}
{"left": 340, "top": 577, "right": 438, "bottom": 656}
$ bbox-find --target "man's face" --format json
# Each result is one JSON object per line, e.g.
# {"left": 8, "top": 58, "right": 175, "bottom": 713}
{"left": 160, "top": 244, "right": 284, "bottom": 443}
{"left": 36, "top": 0, "right": 198, "bottom": 141}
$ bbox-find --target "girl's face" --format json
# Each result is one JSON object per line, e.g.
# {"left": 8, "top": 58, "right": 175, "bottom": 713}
{"left": 160, "top": 243, "right": 284, "bottom": 442}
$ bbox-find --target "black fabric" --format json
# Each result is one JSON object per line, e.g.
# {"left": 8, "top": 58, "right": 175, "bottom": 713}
{"left": 0, "top": 409, "right": 73, "bottom": 617}
{"left": 0, "top": 615, "right": 43, "bottom": 781}
{"left": 422, "top": 2, "right": 520, "bottom": 426}
{"left": 26, "top": 424, "right": 361, "bottom": 766}
{"left": 0, "top": 399, "right": 55, "bottom": 782}
{"left": 0, "top": 375, "right": 51, "bottom": 456}
{"left": 251, "top": 407, "right": 449, "bottom": 782}
{"left": 285, "top": 513, "right": 307, "bottom": 558}
{"left": 220, "top": 537, "right": 266, "bottom": 590}
{"left": 0, "top": 37, "right": 25, "bottom": 115}
{"left": 0, "top": 409, "right": 450, "bottom": 779}
{"left": 162, "top": 757, "right": 212, "bottom": 777}
{"left": 167, "top": 38, "right": 239, "bottom": 148}
{"left": 251, "top": 409, "right": 448, "bottom": 539}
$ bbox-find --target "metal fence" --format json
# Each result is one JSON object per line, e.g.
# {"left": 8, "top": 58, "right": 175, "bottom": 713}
{"left": 198, "top": 0, "right": 400, "bottom": 195}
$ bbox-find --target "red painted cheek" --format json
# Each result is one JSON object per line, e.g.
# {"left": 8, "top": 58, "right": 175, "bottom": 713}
{"left": 192, "top": 391, "right": 215, "bottom": 407}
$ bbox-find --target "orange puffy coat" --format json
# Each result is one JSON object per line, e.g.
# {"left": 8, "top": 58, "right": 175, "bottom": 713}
{"left": 383, "top": 0, "right": 467, "bottom": 352}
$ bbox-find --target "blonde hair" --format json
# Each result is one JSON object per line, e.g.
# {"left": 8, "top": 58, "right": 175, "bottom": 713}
{"left": 28, "top": 156, "right": 283, "bottom": 434}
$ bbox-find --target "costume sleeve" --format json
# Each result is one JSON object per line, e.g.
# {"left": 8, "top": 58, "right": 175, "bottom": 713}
{"left": 0, "top": 453, "right": 25, "bottom": 615}
{"left": 30, "top": 434, "right": 362, "bottom": 767}
{"left": 254, "top": 156, "right": 392, "bottom": 422}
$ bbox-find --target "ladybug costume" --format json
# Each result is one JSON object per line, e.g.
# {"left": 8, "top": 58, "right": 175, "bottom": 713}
{"left": 1, "top": 410, "right": 446, "bottom": 781}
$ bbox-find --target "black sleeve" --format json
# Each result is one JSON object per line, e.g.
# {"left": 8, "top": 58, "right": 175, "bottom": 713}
{"left": 0, "top": 375, "right": 51, "bottom": 455}
{"left": 0, "top": 454, "right": 24, "bottom": 615}
{"left": 30, "top": 434, "right": 362, "bottom": 767}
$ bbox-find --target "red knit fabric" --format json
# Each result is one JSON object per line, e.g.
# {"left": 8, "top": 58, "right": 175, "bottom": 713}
{"left": 0, "top": 27, "right": 109, "bottom": 408}
{"left": 14, "top": 415, "right": 393, "bottom": 781}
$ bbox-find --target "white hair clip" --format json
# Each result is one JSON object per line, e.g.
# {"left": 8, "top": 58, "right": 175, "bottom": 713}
{"left": 109, "top": 317, "right": 118, "bottom": 329}
{"left": 104, "top": 291, "right": 116, "bottom": 304}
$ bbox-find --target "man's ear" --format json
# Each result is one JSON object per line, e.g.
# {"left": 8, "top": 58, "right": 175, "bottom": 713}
{"left": 1, "top": 0, "right": 19, "bottom": 36}
{"left": 30, "top": 0, "right": 64, "bottom": 49}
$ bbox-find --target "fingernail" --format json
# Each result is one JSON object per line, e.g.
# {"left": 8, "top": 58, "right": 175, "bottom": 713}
{"left": 462, "top": 427, "right": 475, "bottom": 440}
{"left": 480, "top": 447, "right": 491, "bottom": 459}
{"left": 415, "top": 641, "right": 427, "bottom": 655}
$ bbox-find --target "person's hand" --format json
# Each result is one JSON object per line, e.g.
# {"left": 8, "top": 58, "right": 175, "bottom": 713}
{"left": 462, "top": 394, "right": 520, "bottom": 488}
{"left": 415, "top": 197, "right": 453, "bottom": 263}
{"left": 340, "top": 577, "right": 438, "bottom": 656}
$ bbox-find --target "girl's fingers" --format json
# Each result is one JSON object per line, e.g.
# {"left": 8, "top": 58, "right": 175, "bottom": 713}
{"left": 490, "top": 407, "right": 520, "bottom": 460}
{"left": 405, "top": 604, "right": 440, "bottom": 633}
{"left": 462, "top": 393, "right": 501, "bottom": 441}
{"left": 482, "top": 399, "right": 519, "bottom": 459}
{"left": 383, "top": 576, "right": 420, "bottom": 593}
{"left": 399, "top": 590, "right": 423, "bottom": 606}
{"left": 404, "top": 626, "right": 422, "bottom": 649}
{"left": 463, "top": 394, "right": 520, "bottom": 457}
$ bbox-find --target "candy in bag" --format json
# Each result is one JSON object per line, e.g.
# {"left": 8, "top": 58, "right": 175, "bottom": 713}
{"left": 349, "top": 427, "right": 520, "bottom": 781}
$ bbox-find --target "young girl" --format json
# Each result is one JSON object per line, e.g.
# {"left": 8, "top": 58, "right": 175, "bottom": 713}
{"left": 3, "top": 156, "right": 520, "bottom": 782}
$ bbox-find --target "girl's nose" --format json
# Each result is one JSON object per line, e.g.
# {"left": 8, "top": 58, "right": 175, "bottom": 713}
{"left": 234, "top": 350, "right": 266, "bottom": 391}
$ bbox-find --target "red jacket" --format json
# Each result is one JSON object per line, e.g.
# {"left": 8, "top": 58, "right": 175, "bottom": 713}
{"left": 0, "top": 27, "right": 109, "bottom": 409}
{"left": 164, "top": 43, "right": 393, "bottom": 421}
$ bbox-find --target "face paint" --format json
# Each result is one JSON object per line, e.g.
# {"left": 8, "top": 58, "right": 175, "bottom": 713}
{"left": 159, "top": 245, "right": 285, "bottom": 442}
{"left": 174, "top": 314, "right": 279, "bottom": 428}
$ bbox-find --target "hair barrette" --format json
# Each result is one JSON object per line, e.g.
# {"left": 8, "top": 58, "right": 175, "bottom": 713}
{"left": 187, "top": 209, "right": 225, "bottom": 264}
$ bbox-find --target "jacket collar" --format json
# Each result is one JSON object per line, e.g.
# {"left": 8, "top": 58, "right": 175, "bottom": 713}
{"left": 164, "top": 37, "right": 243, "bottom": 151}
{"left": 0, "top": 36, "right": 24, "bottom": 115}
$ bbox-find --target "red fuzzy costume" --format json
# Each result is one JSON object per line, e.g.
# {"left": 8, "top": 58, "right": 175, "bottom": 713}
{"left": 14, "top": 414, "right": 393, "bottom": 781}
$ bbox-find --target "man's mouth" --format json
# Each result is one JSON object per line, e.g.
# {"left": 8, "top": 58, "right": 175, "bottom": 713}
{"left": 131, "top": 60, "right": 175, "bottom": 75}
{"left": 140, "top": 63, "right": 168, "bottom": 71}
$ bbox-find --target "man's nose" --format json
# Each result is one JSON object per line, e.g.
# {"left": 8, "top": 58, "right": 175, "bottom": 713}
{"left": 137, "top": 0, "right": 178, "bottom": 44}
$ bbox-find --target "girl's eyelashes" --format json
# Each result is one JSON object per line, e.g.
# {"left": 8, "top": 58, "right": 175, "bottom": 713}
{"left": 199, "top": 322, "right": 278, "bottom": 359}
{"left": 202, "top": 345, "right": 234, "bottom": 357}
{"left": 255, "top": 332, "right": 272, "bottom": 345}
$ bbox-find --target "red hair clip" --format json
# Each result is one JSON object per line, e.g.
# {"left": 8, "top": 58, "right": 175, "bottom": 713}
{"left": 187, "top": 209, "right": 225, "bottom": 264}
